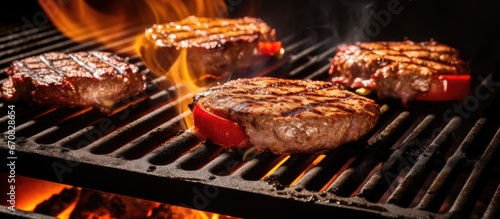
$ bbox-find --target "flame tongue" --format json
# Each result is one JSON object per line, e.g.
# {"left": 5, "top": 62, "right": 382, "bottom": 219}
{"left": 39, "top": 0, "right": 232, "bottom": 129}
{"left": 38, "top": 0, "right": 228, "bottom": 54}
{"left": 167, "top": 48, "right": 204, "bottom": 128}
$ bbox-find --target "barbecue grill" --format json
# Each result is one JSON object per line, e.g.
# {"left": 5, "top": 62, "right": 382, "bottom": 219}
{"left": 1, "top": 1, "right": 500, "bottom": 218}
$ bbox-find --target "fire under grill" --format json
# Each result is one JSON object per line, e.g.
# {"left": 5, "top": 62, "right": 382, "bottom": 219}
{"left": 1, "top": 17, "right": 500, "bottom": 219}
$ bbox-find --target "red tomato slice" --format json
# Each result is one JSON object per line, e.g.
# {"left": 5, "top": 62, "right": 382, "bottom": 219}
{"left": 193, "top": 104, "right": 250, "bottom": 148}
{"left": 414, "top": 74, "right": 471, "bottom": 101}
{"left": 258, "top": 41, "right": 282, "bottom": 56}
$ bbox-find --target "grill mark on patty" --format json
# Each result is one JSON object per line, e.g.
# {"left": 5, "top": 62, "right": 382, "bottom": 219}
{"left": 358, "top": 41, "right": 458, "bottom": 53}
{"left": 205, "top": 89, "right": 370, "bottom": 117}
{"left": 212, "top": 83, "right": 372, "bottom": 104}
{"left": 356, "top": 46, "right": 460, "bottom": 73}
{"left": 149, "top": 17, "right": 267, "bottom": 47}
{"left": 365, "top": 48, "right": 459, "bottom": 65}
{"left": 197, "top": 78, "right": 373, "bottom": 109}
{"left": 158, "top": 26, "right": 258, "bottom": 38}
{"left": 192, "top": 77, "right": 381, "bottom": 154}
{"left": 2, "top": 51, "right": 146, "bottom": 113}
{"left": 280, "top": 101, "right": 357, "bottom": 117}
{"left": 218, "top": 88, "right": 332, "bottom": 99}
{"left": 186, "top": 33, "right": 258, "bottom": 46}
{"left": 14, "top": 60, "right": 41, "bottom": 81}
{"left": 90, "top": 51, "right": 124, "bottom": 75}
{"left": 162, "top": 33, "right": 258, "bottom": 47}
{"left": 154, "top": 18, "right": 261, "bottom": 34}
{"left": 154, "top": 30, "right": 258, "bottom": 44}
{"left": 235, "top": 80, "right": 336, "bottom": 90}
{"left": 38, "top": 54, "right": 66, "bottom": 76}
{"left": 68, "top": 53, "right": 95, "bottom": 76}
{"left": 329, "top": 40, "right": 469, "bottom": 105}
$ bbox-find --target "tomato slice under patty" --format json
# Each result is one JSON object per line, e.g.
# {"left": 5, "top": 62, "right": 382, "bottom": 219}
{"left": 258, "top": 41, "right": 283, "bottom": 56}
{"left": 414, "top": 74, "right": 471, "bottom": 101}
{"left": 193, "top": 104, "right": 250, "bottom": 148}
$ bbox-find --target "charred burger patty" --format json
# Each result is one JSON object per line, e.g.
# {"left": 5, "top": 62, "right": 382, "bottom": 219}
{"left": 329, "top": 40, "right": 470, "bottom": 104}
{"left": 191, "top": 77, "right": 380, "bottom": 154}
{"left": 140, "top": 16, "right": 278, "bottom": 76}
{"left": 1, "top": 51, "right": 146, "bottom": 113}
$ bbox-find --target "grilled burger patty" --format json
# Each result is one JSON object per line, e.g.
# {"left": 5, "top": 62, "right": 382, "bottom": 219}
{"left": 1, "top": 51, "right": 146, "bottom": 113}
{"left": 140, "top": 16, "right": 276, "bottom": 76}
{"left": 192, "top": 77, "right": 380, "bottom": 154}
{"left": 329, "top": 40, "right": 469, "bottom": 104}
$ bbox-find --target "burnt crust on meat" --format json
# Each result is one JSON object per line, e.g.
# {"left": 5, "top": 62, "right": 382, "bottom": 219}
{"left": 1, "top": 51, "right": 146, "bottom": 114}
{"left": 329, "top": 40, "right": 470, "bottom": 104}
{"left": 140, "top": 16, "right": 276, "bottom": 77}
{"left": 192, "top": 77, "right": 380, "bottom": 155}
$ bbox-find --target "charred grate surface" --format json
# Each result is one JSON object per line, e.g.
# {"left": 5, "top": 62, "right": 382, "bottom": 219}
{"left": 1, "top": 22, "right": 500, "bottom": 219}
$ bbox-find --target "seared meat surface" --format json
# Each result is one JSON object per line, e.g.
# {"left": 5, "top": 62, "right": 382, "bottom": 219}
{"left": 192, "top": 77, "right": 380, "bottom": 154}
{"left": 1, "top": 51, "right": 146, "bottom": 113}
{"left": 140, "top": 16, "right": 276, "bottom": 77}
{"left": 329, "top": 40, "right": 469, "bottom": 104}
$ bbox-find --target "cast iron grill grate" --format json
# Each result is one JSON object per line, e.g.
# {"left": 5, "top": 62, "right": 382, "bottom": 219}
{"left": 1, "top": 21, "right": 499, "bottom": 219}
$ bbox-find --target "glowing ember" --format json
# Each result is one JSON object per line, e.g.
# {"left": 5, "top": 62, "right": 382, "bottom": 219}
{"left": 8, "top": 174, "right": 72, "bottom": 212}
{"left": 56, "top": 199, "right": 78, "bottom": 219}
{"left": 261, "top": 155, "right": 291, "bottom": 179}
{"left": 30, "top": 3, "right": 243, "bottom": 217}
{"left": 290, "top": 154, "right": 326, "bottom": 186}
{"left": 4, "top": 174, "right": 238, "bottom": 219}
{"left": 319, "top": 157, "right": 357, "bottom": 192}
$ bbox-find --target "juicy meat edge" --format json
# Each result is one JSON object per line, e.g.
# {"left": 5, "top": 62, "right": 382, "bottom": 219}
{"left": 192, "top": 77, "right": 381, "bottom": 154}
{"left": 329, "top": 40, "right": 470, "bottom": 104}
{"left": 1, "top": 51, "right": 147, "bottom": 114}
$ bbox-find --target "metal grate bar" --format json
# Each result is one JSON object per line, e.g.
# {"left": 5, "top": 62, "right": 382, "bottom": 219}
{"left": 483, "top": 182, "right": 500, "bottom": 219}
{"left": 304, "top": 63, "right": 333, "bottom": 80}
{"left": 175, "top": 141, "right": 225, "bottom": 171}
{"left": 65, "top": 26, "right": 143, "bottom": 53}
{"left": 0, "top": 29, "right": 60, "bottom": 56}
{"left": 1, "top": 18, "right": 498, "bottom": 218}
{"left": 232, "top": 152, "right": 283, "bottom": 180}
{"left": 293, "top": 147, "right": 354, "bottom": 191}
{"left": 200, "top": 151, "right": 245, "bottom": 176}
{"left": 0, "top": 25, "right": 52, "bottom": 44}
{"left": 284, "top": 32, "right": 319, "bottom": 52}
{"left": 28, "top": 108, "right": 98, "bottom": 143}
{"left": 386, "top": 117, "right": 463, "bottom": 206}
{"left": 357, "top": 114, "right": 437, "bottom": 202}
{"left": 0, "top": 106, "right": 54, "bottom": 133}
{"left": 263, "top": 154, "right": 321, "bottom": 186}
{"left": 416, "top": 117, "right": 487, "bottom": 211}
{"left": 288, "top": 39, "right": 335, "bottom": 76}
{"left": 326, "top": 111, "right": 412, "bottom": 197}
{"left": 145, "top": 129, "right": 203, "bottom": 165}
{"left": 111, "top": 111, "right": 189, "bottom": 160}
{"left": 85, "top": 92, "right": 196, "bottom": 154}
{"left": 448, "top": 126, "right": 500, "bottom": 217}
{"left": 28, "top": 77, "right": 169, "bottom": 144}
{"left": 16, "top": 108, "right": 88, "bottom": 138}
{"left": 0, "top": 22, "right": 141, "bottom": 70}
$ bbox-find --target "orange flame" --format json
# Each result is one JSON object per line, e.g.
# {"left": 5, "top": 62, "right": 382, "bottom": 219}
{"left": 290, "top": 154, "right": 326, "bottom": 186}
{"left": 38, "top": 0, "right": 228, "bottom": 55}
{"left": 164, "top": 48, "right": 204, "bottom": 128}
{"left": 57, "top": 198, "right": 79, "bottom": 219}
{"left": 38, "top": 0, "right": 231, "bottom": 128}
{"left": 261, "top": 155, "right": 291, "bottom": 179}
{"left": 7, "top": 173, "right": 238, "bottom": 219}
{"left": 13, "top": 175, "right": 72, "bottom": 212}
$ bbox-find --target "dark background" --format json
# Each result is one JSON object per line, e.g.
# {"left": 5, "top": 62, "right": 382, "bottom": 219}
{"left": 234, "top": 0, "right": 500, "bottom": 76}
{"left": 1, "top": 0, "right": 499, "bottom": 75}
